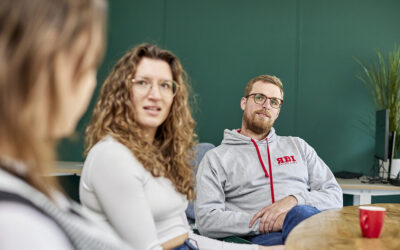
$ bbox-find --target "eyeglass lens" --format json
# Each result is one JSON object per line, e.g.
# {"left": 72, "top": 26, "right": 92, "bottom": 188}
{"left": 132, "top": 78, "right": 177, "bottom": 97}
{"left": 252, "top": 93, "right": 281, "bottom": 108}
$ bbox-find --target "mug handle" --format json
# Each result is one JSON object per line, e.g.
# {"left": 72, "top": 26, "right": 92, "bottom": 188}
{"left": 361, "top": 214, "right": 369, "bottom": 230}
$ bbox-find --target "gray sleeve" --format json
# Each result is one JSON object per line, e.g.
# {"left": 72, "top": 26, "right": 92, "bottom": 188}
{"left": 194, "top": 153, "right": 260, "bottom": 238}
{"left": 292, "top": 140, "right": 343, "bottom": 211}
{"left": 0, "top": 203, "right": 73, "bottom": 250}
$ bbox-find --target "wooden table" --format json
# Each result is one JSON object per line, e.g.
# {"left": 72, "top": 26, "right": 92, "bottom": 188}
{"left": 337, "top": 178, "right": 400, "bottom": 205}
{"left": 285, "top": 203, "right": 400, "bottom": 250}
{"left": 53, "top": 161, "right": 83, "bottom": 176}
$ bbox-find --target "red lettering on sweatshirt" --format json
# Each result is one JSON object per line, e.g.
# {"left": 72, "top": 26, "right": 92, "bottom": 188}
{"left": 276, "top": 155, "right": 296, "bottom": 165}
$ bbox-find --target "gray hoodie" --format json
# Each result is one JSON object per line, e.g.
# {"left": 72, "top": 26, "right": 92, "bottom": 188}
{"left": 194, "top": 128, "right": 343, "bottom": 238}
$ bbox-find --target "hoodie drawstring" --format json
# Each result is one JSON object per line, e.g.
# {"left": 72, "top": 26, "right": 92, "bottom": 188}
{"left": 265, "top": 139, "right": 275, "bottom": 204}
{"left": 250, "top": 138, "right": 275, "bottom": 204}
{"left": 250, "top": 139, "right": 269, "bottom": 178}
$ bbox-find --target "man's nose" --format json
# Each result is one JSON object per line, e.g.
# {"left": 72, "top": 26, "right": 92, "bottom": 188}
{"left": 262, "top": 98, "right": 272, "bottom": 109}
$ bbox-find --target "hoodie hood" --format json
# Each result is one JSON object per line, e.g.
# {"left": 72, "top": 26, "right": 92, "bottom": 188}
{"left": 222, "top": 127, "right": 277, "bottom": 145}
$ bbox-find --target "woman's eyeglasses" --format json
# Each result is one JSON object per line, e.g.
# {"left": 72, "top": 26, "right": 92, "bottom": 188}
{"left": 132, "top": 78, "right": 178, "bottom": 98}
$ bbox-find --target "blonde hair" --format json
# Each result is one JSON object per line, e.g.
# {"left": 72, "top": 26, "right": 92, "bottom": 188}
{"left": 85, "top": 44, "right": 197, "bottom": 200}
{"left": 0, "top": 0, "right": 106, "bottom": 197}
{"left": 244, "top": 75, "right": 284, "bottom": 98}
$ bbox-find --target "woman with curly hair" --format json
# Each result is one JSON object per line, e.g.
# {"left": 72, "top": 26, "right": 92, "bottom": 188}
{"left": 80, "top": 44, "right": 280, "bottom": 250}
{"left": 0, "top": 0, "right": 129, "bottom": 249}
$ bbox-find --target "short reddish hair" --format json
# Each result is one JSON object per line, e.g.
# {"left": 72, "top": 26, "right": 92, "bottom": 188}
{"left": 244, "top": 75, "right": 284, "bottom": 98}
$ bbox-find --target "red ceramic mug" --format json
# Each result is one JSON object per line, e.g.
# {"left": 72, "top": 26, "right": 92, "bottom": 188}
{"left": 359, "top": 206, "right": 386, "bottom": 238}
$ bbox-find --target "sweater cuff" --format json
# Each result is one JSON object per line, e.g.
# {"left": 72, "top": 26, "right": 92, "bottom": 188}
{"left": 250, "top": 217, "right": 261, "bottom": 235}
{"left": 291, "top": 193, "right": 305, "bottom": 206}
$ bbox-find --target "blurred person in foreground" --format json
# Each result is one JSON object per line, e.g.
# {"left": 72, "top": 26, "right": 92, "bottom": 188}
{"left": 0, "top": 0, "right": 129, "bottom": 249}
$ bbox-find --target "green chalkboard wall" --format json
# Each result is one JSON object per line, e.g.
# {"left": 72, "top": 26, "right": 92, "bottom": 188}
{"left": 58, "top": 0, "right": 400, "bottom": 188}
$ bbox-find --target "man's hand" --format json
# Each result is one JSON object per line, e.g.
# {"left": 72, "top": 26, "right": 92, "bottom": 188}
{"left": 270, "top": 211, "right": 287, "bottom": 232}
{"left": 249, "top": 195, "right": 298, "bottom": 234}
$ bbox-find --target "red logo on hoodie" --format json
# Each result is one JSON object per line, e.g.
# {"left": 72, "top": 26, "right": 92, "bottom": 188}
{"left": 277, "top": 156, "right": 296, "bottom": 165}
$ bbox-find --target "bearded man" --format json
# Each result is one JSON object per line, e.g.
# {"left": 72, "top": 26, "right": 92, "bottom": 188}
{"left": 194, "top": 75, "right": 342, "bottom": 246}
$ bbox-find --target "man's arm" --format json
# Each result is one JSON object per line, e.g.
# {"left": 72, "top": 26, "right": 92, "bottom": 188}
{"left": 194, "top": 153, "right": 260, "bottom": 238}
{"left": 291, "top": 139, "right": 343, "bottom": 211}
{"left": 250, "top": 139, "right": 342, "bottom": 233}
{"left": 249, "top": 196, "right": 296, "bottom": 233}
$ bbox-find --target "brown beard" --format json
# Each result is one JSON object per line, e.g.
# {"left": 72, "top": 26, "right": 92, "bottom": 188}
{"left": 243, "top": 108, "right": 273, "bottom": 135}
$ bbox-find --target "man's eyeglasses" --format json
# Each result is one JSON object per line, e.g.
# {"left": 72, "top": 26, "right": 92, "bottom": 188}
{"left": 131, "top": 78, "right": 178, "bottom": 98}
{"left": 246, "top": 93, "right": 283, "bottom": 109}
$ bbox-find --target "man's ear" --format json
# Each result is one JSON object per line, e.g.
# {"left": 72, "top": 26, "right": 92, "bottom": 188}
{"left": 240, "top": 97, "right": 247, "bottom": 111}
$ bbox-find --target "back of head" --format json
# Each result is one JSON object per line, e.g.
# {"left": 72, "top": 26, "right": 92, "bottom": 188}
{"left": 0, "top": 0, "right": 106, "bottom": 196}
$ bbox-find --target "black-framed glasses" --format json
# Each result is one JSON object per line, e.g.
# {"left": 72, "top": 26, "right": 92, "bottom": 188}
{"left": 131, "top": 78, "right": 178, "bottom": 98}
{"left": 246, "top": 93, "right": 283, "bottom": 109}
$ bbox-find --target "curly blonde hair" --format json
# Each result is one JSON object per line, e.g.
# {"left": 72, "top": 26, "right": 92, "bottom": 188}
{"left": 85, "top": 44, "right": 197, "bottom": 200}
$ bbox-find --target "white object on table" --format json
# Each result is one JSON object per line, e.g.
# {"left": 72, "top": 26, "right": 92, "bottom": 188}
{"left": 337, "top": 178, "right": 400, "bottom": 205}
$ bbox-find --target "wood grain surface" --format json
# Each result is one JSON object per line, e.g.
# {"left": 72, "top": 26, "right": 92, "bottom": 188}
{"left": 285, "top": 204, "right": 400, "bottom": 250}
